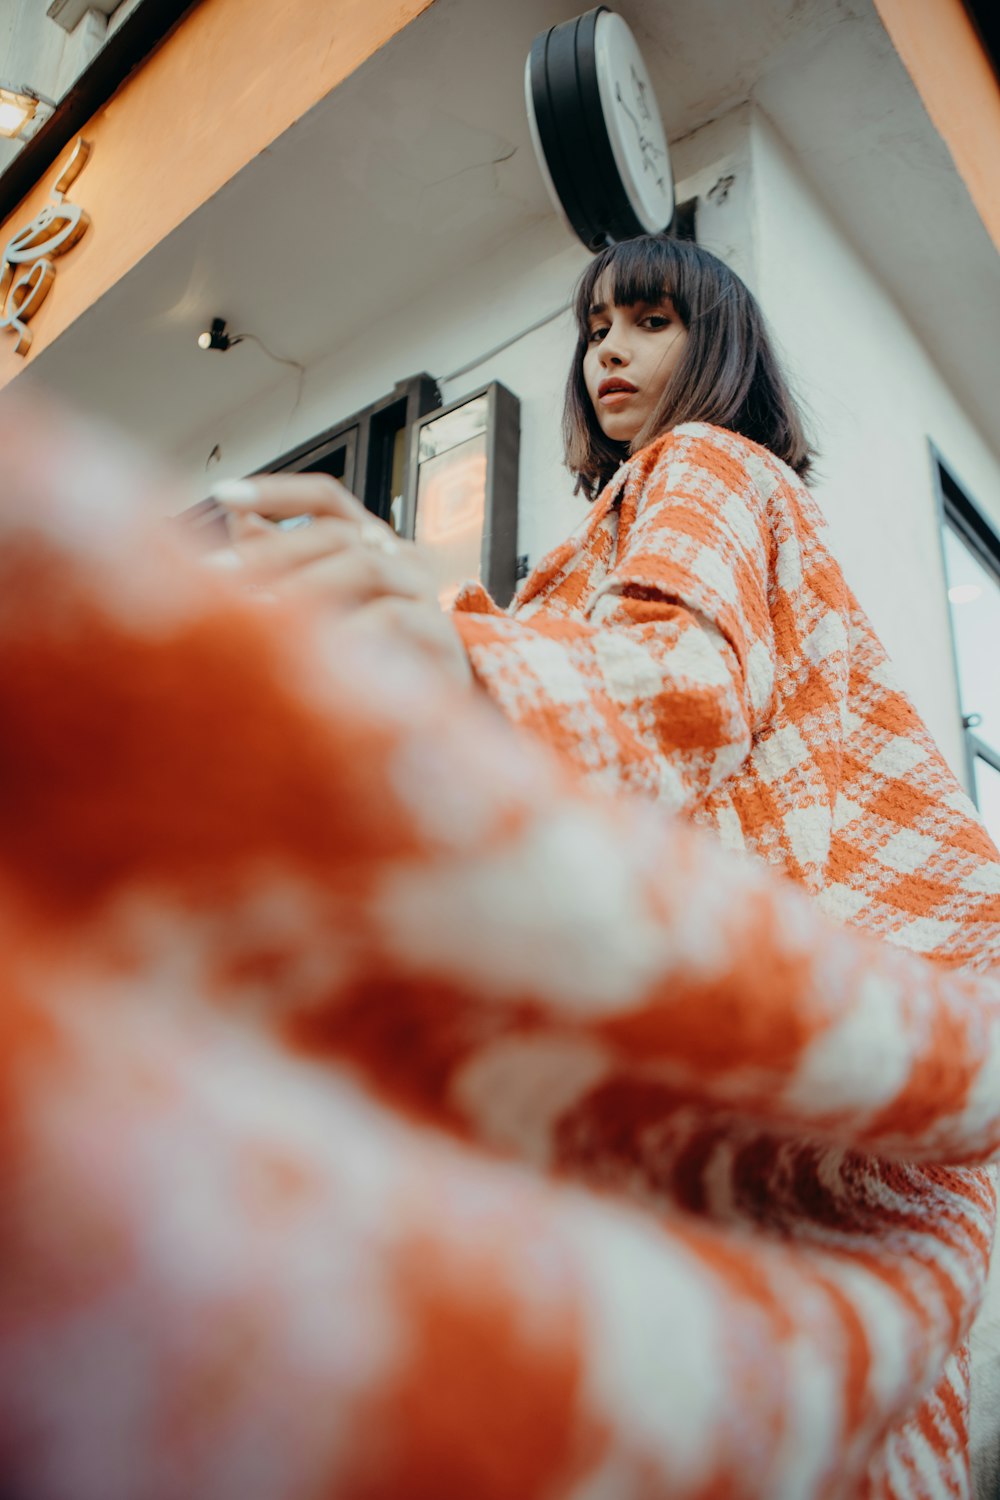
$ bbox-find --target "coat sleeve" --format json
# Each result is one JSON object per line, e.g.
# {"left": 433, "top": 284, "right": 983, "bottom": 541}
{"left": 0, "top": 979, "right": 965, "bottom": 1500}
{"left": 451, "top": 428, "right": 777, "bottom": 813}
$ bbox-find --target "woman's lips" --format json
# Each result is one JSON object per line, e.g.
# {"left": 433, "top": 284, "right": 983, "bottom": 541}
{"left": 598, "top": 378, "right": 638, "bottom": 405}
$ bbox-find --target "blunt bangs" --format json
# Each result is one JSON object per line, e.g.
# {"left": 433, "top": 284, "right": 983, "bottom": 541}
{"left": 574, "top": 238, "right": 689, "bottom": 335}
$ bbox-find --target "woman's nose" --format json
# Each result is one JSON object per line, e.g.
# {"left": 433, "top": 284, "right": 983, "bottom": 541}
{"left": 600, "top": 338, "right": 629, "bottom": 367}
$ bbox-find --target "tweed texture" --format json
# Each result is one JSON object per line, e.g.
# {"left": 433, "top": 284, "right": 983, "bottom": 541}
{"left": 452, "top": 423, "right": 1000, "bottom": 1496}
{"left": 3, "top": 408, "right": 1000, "bottom": 1499}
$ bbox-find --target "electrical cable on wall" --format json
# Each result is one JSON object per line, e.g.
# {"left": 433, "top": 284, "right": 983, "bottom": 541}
{"left": 437, "top": 302, "right": 572, "bottom": 387}
{"left": 197, "top": 316, "right": 308, "bottom": 463}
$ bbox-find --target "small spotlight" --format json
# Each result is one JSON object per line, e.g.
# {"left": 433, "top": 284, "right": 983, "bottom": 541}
{"left": 0, "top": 82, "right": 55, "bottom": 140}
{"left": 197, "top": 317, "right": 233, "bottom": 352}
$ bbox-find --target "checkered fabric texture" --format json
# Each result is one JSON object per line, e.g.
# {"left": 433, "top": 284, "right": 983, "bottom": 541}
{"left": 3, "top": 407, "right": 1000, "bottom": 1499}
{"left": 453, "top": 423, "right": 1000, "bottom": 1497}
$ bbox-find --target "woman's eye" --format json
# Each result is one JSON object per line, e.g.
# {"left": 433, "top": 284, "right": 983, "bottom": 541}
{"left": 643, "top": 315, "right": 670, "bottom": 329}
{"left": 588, "top": 326, "right": 608, "bottom": 343}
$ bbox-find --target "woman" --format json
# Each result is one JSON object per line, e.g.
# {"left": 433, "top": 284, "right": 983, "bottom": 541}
{"left": 212, "top": 237, "right": 1000, "bottom": 1495}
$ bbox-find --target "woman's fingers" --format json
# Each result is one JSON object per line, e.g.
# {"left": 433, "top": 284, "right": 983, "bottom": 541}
{"left": 209, "top": 473, "right": 370, "bottom": 527}
{"left": 226, "top": 511, "right": 275, "bottom": 546}
{"left": 268, "top": 542, "right": 433, "bottom": 612}
{"left": 198, "top": 481, "right": 444, "bottom": 612}
{"left": 196, "top": 506, "right": 467, "bottom": 677}
{"left": 232, "top": 516, "right": 373, "bottom": 580}
{"left": 232, "top": 517, "right": 438, "bottom": 601}
{"left": 210, "top": 474, "right": 409, "bottom": 573}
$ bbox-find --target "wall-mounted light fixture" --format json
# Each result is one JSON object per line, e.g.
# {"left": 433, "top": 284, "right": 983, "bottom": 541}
{"left": 197, "top": 316, "right": 240, "bottom": 352}
{"left": 0, "top": 83, "right": 56, "bottom": 140}
{"left": 195, "top": 316, "right": 307, "bottom": 415}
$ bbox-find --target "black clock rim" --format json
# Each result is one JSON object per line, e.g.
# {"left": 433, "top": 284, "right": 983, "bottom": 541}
{"left": 528, "top": 17, "right": 597, "bottom": 249}
{"left": 528, "top": 6, "right": 658, "bottom": 251}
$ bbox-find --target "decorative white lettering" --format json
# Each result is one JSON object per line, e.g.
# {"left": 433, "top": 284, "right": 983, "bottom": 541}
{"left": 1, "top": 138, "right": 91, "bottom": 356}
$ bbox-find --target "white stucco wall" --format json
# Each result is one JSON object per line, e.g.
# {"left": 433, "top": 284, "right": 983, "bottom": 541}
{"left": 175, "top": 99, "right": 1000, "bottom": 779}
{"left": 749, "top": 108, "right": 1000, "bottom": 775}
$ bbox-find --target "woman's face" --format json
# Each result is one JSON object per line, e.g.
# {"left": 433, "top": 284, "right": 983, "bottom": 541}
{"left": 582, "top": 277, "right": 689, "bottom": 445}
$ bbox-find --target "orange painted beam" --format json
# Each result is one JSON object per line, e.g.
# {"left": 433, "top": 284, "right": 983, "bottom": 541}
{"left": 0, "top": 0, "right": 436, "bottom": 385}
{"left": 873, "top": 0, "right": 1000, "bottom": 254}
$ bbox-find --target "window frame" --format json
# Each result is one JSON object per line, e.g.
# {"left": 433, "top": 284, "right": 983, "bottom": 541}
{"left": 403, "top": 381, "right": 521, "bottom": 608}
{"left": 259, "top": 373, "right": 441, "bottom": 523}
{"left": 931, "top": 443, "right": 1000, "bottom": 808}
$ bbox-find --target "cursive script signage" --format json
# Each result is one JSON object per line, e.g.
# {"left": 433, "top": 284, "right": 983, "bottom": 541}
{"left": 0, "top": 138, "right": 91, "bottom": 356}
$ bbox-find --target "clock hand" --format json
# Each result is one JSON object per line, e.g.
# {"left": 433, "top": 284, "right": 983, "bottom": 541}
{"left": 615, "top": 83, "right": 642, "bottom": 138}
{"left": 630, "top": 65, "right": 652, "bottom": 122}
{"left": 615, "top": 83, "right": 668, "bottom": 184}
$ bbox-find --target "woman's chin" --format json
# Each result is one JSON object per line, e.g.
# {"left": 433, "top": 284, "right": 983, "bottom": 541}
{"left": 598, "top": 417, "right": 642, "bottom": 445}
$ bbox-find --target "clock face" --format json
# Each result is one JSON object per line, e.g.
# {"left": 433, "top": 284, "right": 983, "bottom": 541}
{"left": 594, "top": 11, "right": 674, "bottom": 235}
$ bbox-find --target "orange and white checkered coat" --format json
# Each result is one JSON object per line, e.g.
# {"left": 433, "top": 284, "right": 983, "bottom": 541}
{"left": 2, "top": 409, "right": 1000, "bottom": 1500}
{"left": 452, "top": 422, "right": 1000, "bottom": 1496}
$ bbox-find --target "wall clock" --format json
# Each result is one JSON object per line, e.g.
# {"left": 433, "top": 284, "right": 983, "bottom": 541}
{"left": 525, "top": 6, "right": 674, "bottom": 250}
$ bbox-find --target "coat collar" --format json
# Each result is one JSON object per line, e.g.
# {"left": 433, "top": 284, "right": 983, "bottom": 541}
{"left": 515, "top": 460, "right": 631, "bottom": 609}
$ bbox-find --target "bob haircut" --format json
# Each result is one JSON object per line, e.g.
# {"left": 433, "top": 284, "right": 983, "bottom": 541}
{"left": 564, "top": 235, "right": 814, "bottom": 498}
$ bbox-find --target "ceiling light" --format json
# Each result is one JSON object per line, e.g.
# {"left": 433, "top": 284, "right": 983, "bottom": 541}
{"left": 0, "top": 83, "right": 55, "bottom": 140}
{"left": 948, "top": 583, "right": 983, "bottom": 605}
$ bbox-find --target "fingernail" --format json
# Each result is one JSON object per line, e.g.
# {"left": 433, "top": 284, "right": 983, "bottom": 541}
{"left": 208, "top": 478, "right": 260, "bottom": 506}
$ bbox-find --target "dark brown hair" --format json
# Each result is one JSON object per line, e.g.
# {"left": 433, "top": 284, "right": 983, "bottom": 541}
{"left": 563, "top": 235, "right": 814, "bottom": 498}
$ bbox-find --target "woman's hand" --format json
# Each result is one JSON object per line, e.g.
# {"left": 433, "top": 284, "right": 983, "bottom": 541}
{"left": 338, "top": 594, "right": 473, "bottom": 688}
{"left": 210, "top": 473, "right": 439, "bottom": 608}
{"left": 205, "top": 473, "right": 471, "bottom": 687}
